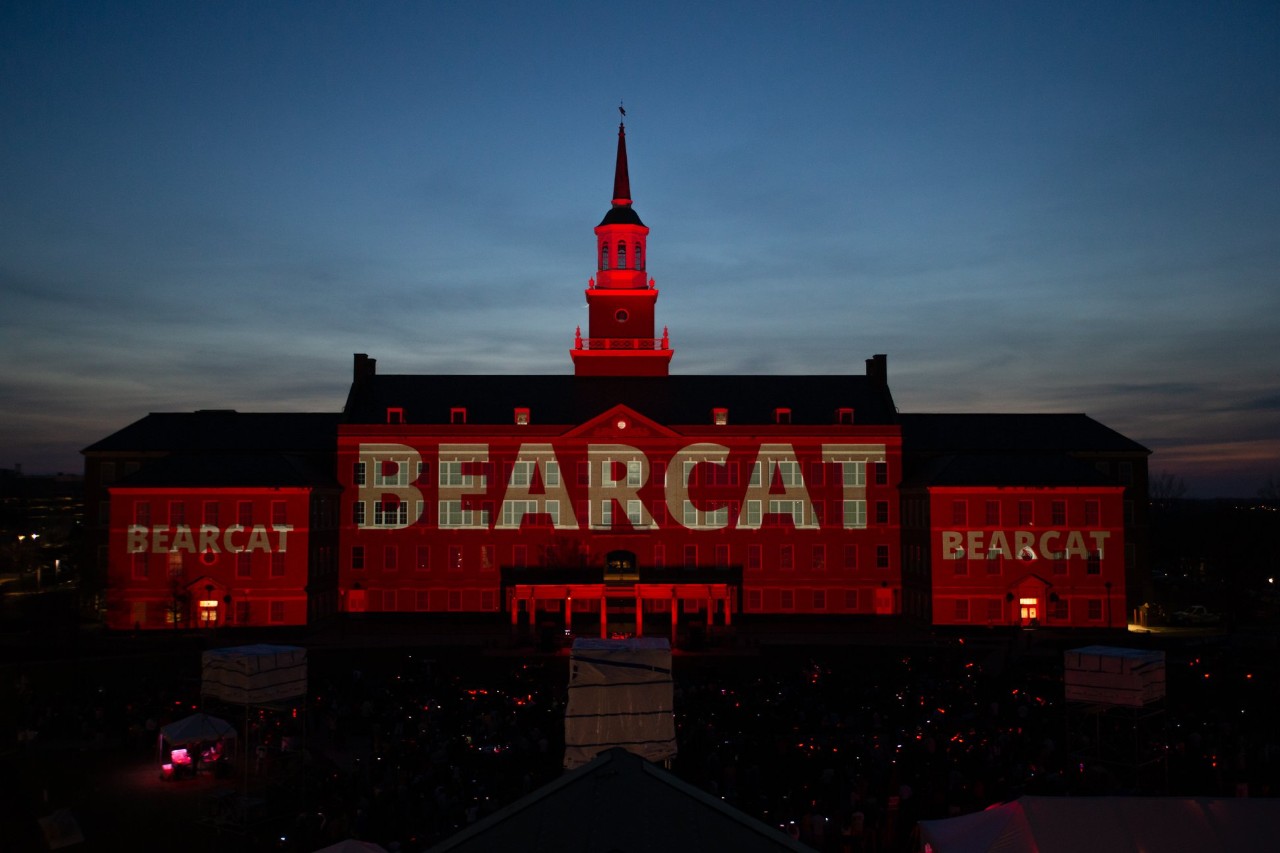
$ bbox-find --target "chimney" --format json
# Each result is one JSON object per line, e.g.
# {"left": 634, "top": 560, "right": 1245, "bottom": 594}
{"left": 865, "top": 354, "right": 887, "bottom": 388}
{"left": 354, "top": 353, "right": 377, "bottom": 383}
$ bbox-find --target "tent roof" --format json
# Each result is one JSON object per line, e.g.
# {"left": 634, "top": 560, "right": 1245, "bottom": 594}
{"left": 429, "top": 747, "right": 809, "bottom": 852}
{"left": 919, "top": 796, "right": 1280, "bottom": 853}
{"left": 159, "top": 713, "right": 236, "bottom": 746}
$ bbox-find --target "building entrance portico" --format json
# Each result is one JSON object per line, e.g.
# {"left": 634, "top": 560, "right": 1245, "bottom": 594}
{"left": 504, "top": 566, "right": 738, "bottom": 647}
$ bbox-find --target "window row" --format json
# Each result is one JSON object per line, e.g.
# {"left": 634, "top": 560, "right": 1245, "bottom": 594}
{"left": 132, "top": 500, "right": 291, "bottom": 527}
{"left": 349, "top": 498, "right": 893, "bottom": 529}
{"left": 348, "top": 543, "right": 892, "bottom": 573}
{"left": 947, "top": 597, "right": 1104, "bottom": 622}
{"left": 946, "top": 499, "right": 1105, "bottom": 527}
{"left": 599, "top": 241, "right": 645, "bottom": 271}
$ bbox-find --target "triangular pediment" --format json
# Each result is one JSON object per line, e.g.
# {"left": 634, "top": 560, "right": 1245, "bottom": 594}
{"left": 562, "top": 404, "right": 681, "bottom": 440}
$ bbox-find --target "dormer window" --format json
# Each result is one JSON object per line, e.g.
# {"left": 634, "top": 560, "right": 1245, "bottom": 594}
{"left": 450, "top": 407, "right": 467, "bottom": 425}
{"left": 386, "top": 407, "right": 404, "bottom": 424}
{"left": 713, "top": 408, "right": 728, "bottom": 426}
{"left": 837, "top": 408, "right": 854, "bottom": 425}
{"left": 515, "top": 408, "right": 530, "bottom": 426}
{"left": 774, "top": 408, "right": 792, "bottom": 424}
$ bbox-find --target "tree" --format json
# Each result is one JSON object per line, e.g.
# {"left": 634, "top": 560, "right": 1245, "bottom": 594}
{"left": 1149, "top": 470, "right": 1188, "bottom": 504}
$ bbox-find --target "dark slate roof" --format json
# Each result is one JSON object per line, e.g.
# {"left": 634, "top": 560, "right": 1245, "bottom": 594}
{"left": 899, "top": 413, "right": 1149, "bottom": 455}
{"left": 902, "top": 453, "right": 1117, "bottom": 489}
{"left": 343, "top": 374, "right": 898, "bottom": 427}
{"left": 83, "top": 412, "right": 340, "bottom": 454}
{"left": 430, "top": 746, "right": 810, "bottom": 853}
{"left": 113, "top": 453, "right": 337, "bottom": 489}
{"left": 599, "top": 204, "right": 645, "bottom": 227}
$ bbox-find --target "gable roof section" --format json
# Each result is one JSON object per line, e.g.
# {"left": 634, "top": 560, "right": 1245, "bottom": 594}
{"left": 899, "top": 413, "right": 1149, "bottom": 455}
{"left": 344, "top": 374, "right": 897, "bottom": 427}
{"left": 429, "top": 746, "right": 809, "bottom": 853}
{"left": 84, "top": 412, "right": 340, "bottom": 454}
{"left": 109, "top": 452, "right": 338, "bottom": 489}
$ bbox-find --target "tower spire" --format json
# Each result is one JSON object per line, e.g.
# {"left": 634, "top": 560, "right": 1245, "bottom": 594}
{"left": 571, "top": 113, "right": 672, "bottom": 377}
{"left": 612, "top": 119, "right": 631, "bottom": 206}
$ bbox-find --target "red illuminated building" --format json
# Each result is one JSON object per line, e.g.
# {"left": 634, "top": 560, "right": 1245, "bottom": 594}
{"left": 84, "top": 120, "right": 1149, "bottom": 637}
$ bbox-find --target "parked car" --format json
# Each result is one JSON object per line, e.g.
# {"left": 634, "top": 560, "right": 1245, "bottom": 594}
{"left": 1171, "top": 605, "right": 1220, "bottom": 626}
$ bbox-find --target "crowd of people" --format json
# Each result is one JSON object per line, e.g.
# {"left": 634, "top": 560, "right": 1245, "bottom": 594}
{"left": 3, "top": 631, "right": 1277, "bottom": 852}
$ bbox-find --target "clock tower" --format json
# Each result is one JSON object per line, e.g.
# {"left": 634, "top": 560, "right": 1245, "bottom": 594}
{"left": 571, "top": 119, "right": 673, "bottom": 376}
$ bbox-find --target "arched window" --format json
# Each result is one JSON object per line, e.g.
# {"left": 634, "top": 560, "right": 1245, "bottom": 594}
{"left": 617, "top": 242, "right": 626, "bottom": 269}
{"left": 600, "top": 242, "right": 609, "bottom": 270}
{"left": 634, "top": 242, "right": 643, "bottom": 270}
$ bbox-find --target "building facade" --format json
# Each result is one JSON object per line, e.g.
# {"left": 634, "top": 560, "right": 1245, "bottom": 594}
{"left": 84, "top": 121, "right": 1148, "bottom": 635}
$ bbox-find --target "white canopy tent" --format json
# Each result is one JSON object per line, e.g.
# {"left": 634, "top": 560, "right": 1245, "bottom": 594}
{"left": 918, "top": 796, "right": 1280, "bottom": 853}
{"left": 201, "top": 643, "right": 307, "bottom": 704}
{"left": 564, "top": 637, "right": 676, "bottom": 770}
{"left": 157, "top": 712, "right": 237, "bottom": 764}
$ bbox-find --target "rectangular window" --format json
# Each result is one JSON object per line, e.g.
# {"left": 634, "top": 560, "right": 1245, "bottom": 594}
{"left": 351, "top": 501, "right": 366, "bottom": 526}
{"left": 1052, "top": 557, "right": 1067, "bottom": 575}
{"left": 774, "top": 408, "right": 791, "bottom": 424}
{"left": 270, "top": 553, "right": 286, "bottom": 577}
{"left": 653, "top": 543, "right": 665, "bottom": 569}
{"left": 384, "top": 546, "right": 398, "bottom": 571}
{"left": 1084, "top": 500, "right": 1100, "bottom": 526}
{"left": 131, "top": 552, "right": 148, "bottom": 579}
{"left": 813, "top": 589, "right": 827, "bottom": 610}
{"left": 874, "top": 462, "right": 888, "bottom": 485}
{"left": 987, "top": 599, "right": 1003, "bottom": 621}
{"left": 351, "top": 546, "right": 365, "bottom": 570}
{"left": 373, "top": 500, "right": 407, "bottom": 527}
{"left": 353, "top": 461, "right": 366, "bottom": 485}
{"left": 169, "top": 501, "right": 186, "bottom": 526}
{"left": 1018, "top": 500, "right": 1033, "bottom": 526}
{"left": 713, "top": 407, "right": 728, "bottom": 425}
{"left": 843, "top": 500, "right": 867, "bottom": 528}
{"left": 237, "top": 501, "right": 253, "bottom": 526}
{"left": 837, "top": 407, "right": 854, "bottom": 425}
{"left": 845, "top": 589, "right": 858, "bottom": 610}
{"left": 953, "top": 558, "right": 969, "bottom": 576}
{"left": 448, "top": 546, "right": 463, "bottom": 571}
{"left": 1087, "top": 599, "right": 1103, "bottom": 620}
{"left": 416, "top": 591, "right": 430, "bottom": 611}
{"left": 1087, "top": 552, "right": 1101, "bottom": 575}
{"left": 481, "top": 544, "right": 495, "bottom": 571}
{"left": 271, "top": 501, "right": 287, "bottom": 526}
{"left": 843, "top": 545, "right": 857, "bottom": 570}
{"left": 747, "top": 544, "right": 761, "bottom": 571}
{"left": 747, "top": 589, "right": 762, "bottom": 611}
{"left": 481, "top": 590, "right": 497, "bottom": 611}
{"left": 269, "top": 602, "right": 285, "bottom": 623}
{"left": 1051, "top": 500, "right": 1067, "bottom": 526}
{"left": 876, "top": 545, "right": 890, "bottom": 569}
{"left": 236, "top": 552, "right": 252, "bottom": 578}
{"left": 876, "top": 501, "right": 890, "bottom": 525}
{"left": 839, "top": 460, "right": 866, "bottom": 487}
{"left": 954, "top": 599, "right": 969, "bottom": 621}
{"left": 515, "top": 407, "right": 530, "bottom": 425}
{"left": 416, "top": 546, "right": 430, "bottom": 572}
{"left": 746, "top": 500, "right": 762, "bottom": 527}
{"left": 135, "top": 501, "right": 151, "bottom": 526}
{"left": 1052, "top": 599, "right": 1069, "bottom": 620}
{"left": 811, "top": 545, "right": 826, "bottom": 571}
{"left": 780, "top": 589, "right": 795, "bottom": 609}
{"left": 203, "top": 501, "right": 219, "bottom": 526}
{"left": 715, "top": 544, "right": 730, "bottom": 568}
{"left": 951, "top": 500, "right": 968, "bottom": 526}
{"left": 986, "top": 554, "right": 1003, "bottom": 575}
{"left": 513, "top": 544, "right": 527, "bottom": 568}
{"left": 448, "top": 591, "right": 462, "bottom": 611}
{"left": 683, "top": 545, "right": 697, "bottom": 567}
{"left": 235, "top": 601, "right": 250, "bottom": 624}
{"left": 985, "top": 500, "right": 1000, "bottom": 526}
{"left": 780, "top": 544, "right": 794, "bottom": 571}
{"left": 449, "top": 407, "right": 466, "bottom": 424}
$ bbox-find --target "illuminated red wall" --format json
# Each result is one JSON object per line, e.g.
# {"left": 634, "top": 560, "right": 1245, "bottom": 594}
{"left": 105, "top": 486, "right": 325, "bottom": 630}
{"left": 911, "top": 485, "right": 1127, "bottom": 628}
{"left": 336, "top": 410, "right": 904, "bottom": 619}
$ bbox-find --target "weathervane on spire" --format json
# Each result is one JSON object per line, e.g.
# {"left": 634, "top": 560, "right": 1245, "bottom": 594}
{"left": 619, "top": 101, "right": 626, "bottom": 118}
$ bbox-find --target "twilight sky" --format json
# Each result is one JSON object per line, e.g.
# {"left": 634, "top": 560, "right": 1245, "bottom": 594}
{"left": 1, "top": 1, "right": 1276, "bottom": 496}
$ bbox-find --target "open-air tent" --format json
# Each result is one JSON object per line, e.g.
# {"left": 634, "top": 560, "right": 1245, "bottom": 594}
{"left": 564, "top": 637, "right": 676, "bottom": 770}
{"left": 157, "top": 712, "right": 237, "bottom": 763}
{"left": 918, "top": 796, "right": 1280, "bottom": 853}
{"left": 201, "top": 643, "right": 307, "bottom": 704}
